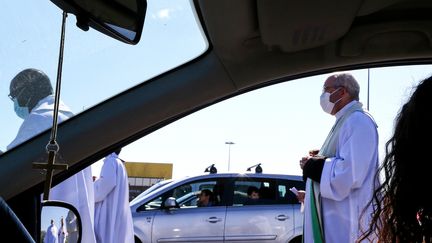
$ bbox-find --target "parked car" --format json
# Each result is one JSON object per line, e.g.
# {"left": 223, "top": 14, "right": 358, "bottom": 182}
{"left": 130, "top": 171, "right": 305, "bottom": 243}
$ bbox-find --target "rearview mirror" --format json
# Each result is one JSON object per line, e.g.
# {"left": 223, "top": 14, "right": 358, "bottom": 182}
{"left": 50, "top": 0, "right": 146, "bottom": 44}
{"left": 41, "top": 201, "right": 82, "bottom": 243}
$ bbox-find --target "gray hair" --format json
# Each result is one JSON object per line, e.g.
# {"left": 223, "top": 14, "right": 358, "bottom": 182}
{"left": 332, "top": 73, "right": 360, "bottom": 100}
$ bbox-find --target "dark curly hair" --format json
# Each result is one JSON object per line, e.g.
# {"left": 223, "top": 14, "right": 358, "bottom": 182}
{"left": 359, "top": 76, "right": 432, "bottom": 242}
{"left": 9, "top": 68, "right": 53, "bottom": 111}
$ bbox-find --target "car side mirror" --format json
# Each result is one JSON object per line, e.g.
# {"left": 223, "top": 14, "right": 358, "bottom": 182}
{"left": 50, "top": 0, "right": 147, "bottom": 44}
{"left": 41, "top": 201, "right": 82, "bottom": 243}
{"left": 163, "top": 197, "right": 179, "bottom": 210}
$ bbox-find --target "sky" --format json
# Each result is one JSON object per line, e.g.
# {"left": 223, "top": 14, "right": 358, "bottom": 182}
{"left": 119, "top": 66, "right": 432, "bottom": 179}
{"left": 1, "top": 1, "right": 432, "bottom": 181}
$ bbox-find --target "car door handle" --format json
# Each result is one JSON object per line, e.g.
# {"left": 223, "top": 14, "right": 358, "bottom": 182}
{"left": 275, "top": 215, "right": 289, "bottom": 221}
{"left": 206, "top": 217, "right": 222, "bottom": 223}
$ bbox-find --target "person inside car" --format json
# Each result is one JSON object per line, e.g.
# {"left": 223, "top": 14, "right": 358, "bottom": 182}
{"left": 197, "top": 189, "right": 214, "bottom": 207}
{"left": 247, "top": 186, "right": 260, "bottom": 200}
{"left": 244, "top": 186, "right": 260, "bottom": 205}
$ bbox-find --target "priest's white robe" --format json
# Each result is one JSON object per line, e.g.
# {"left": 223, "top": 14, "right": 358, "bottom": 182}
{"left": 94, "top": 153, "right": 134, "bottom": 243}
{"left": 7, "top": 95, "right": 96, "bottom": 243}
{"left": 58, "top": 223, "right": 68, "bottom": 243}
{"left": 7, "top": 95, "right": 73, "bottom": 149}
{"left": 303, "top": 101, "right": 379, "bottom": 243}
{"left": 49, "top": 168, "right": 96, "bottom": 243}
{"left": 44, "top": 223, "right": 58, "bottom": 243}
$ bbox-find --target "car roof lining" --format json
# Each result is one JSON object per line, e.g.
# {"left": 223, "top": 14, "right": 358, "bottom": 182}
{"left": 199, "top": 0, "right": 432, "bottom": 89}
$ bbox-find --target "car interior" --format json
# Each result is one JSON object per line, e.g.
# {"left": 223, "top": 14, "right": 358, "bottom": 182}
{"left": 1, "top": 0, "right": 432, "bottom": 241}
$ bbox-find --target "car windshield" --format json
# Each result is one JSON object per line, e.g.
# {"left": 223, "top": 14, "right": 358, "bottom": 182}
{"left": 130, "top": 178, "right": 174, "bottom": 204}
{"left": 0, "top": 0, "right": 208, "bottom": 152}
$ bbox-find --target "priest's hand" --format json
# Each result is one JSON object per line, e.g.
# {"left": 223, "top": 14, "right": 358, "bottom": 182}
{"left": 308, "top": 149, "right": 319, "bottom": 156}
{"left": 302, "top": 156, "right": 326, "bottom": 182}
{"left": 300, "top": 149, "right": 320, "bottom": 169}
{"left": 297, "top": 190, "right": 305, "bottom": 203}
{"left": 299, "top": 156, "right": 308, "bottom": 169}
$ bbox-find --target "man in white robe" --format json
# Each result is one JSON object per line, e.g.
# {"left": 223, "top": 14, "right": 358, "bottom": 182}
{"left": 94, "top": 149, "right": 134, "bottom": 243}
{"left": 300, "top": 73, "right": 379, "bottom": 243}
{"left": 44, "top": 219, "right": 58, "bottom": 243}
{"left": 7, "top": 69, "right": 97, "bottom": 243}
{"left": 58, "top": 217, "right": 68, "bottom": 243}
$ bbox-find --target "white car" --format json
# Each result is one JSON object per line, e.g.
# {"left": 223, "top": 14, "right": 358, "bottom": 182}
{"left": 132, "top": 179, "right": 174, "bottom": 200}
{"left": 131, "top": 172, "right": 305, "bottom": 243}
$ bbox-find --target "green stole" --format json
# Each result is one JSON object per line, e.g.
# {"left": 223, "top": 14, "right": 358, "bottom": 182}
{"left": 309, "top": 101, "right": 364, "bottom": 243}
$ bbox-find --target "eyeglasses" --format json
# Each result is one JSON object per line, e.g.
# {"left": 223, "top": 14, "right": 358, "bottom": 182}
{"left": 322, "top": 85, "right": 342, "bottom": 93}
{"left": 8, "top": 87, "right": 27, "bottom": 101}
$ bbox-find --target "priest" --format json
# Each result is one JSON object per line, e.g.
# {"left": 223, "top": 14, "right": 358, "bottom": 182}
{"left": 300, "top": 73, "right": 379, "bottom": 243}
{"left": 94, "top": 149, "right": 134, "bottom": 243}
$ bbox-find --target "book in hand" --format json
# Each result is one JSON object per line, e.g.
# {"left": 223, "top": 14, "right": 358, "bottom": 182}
{"left": 289, "top": 187, "right": 304, "bottom": 213}
{"left": 289, "top": 187, "right": 299, "bottom": 196}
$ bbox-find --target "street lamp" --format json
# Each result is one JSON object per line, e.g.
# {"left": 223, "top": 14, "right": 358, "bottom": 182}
{"left": 225, "top": 141, "right": 235, "bottom": 171}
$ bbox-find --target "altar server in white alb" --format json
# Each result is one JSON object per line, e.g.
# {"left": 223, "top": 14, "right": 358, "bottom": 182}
{"left": 299, "top": 73, "right": 379, "bottom": 243}
{"left": 58, "top": 217, "right": 68, "bottom": 243}
{"left": 44, "top": 219, "right": 58, "bottom": 243}
{"left": 8, "top": 68, "right": 96, "bottom": 243}
{"left": 94, "top": 149, "right": 134, "bottom": 243}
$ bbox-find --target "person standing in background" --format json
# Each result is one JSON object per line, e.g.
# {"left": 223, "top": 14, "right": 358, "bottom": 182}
{"left": 58, "top": 217, "right": 67, "bottom": 243}
{"left": 8, "top": 68, "right": 96, "bottom": 243}
{"left": 44, "top": 219, "right": 58, "bottom": 243}
{"left": 94, "top": 149, "right": 134, "bottom": 243}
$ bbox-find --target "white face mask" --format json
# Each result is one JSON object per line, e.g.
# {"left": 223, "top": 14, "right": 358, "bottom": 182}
{"left": 320, "top": 88, "right": 342, "bottom": 114}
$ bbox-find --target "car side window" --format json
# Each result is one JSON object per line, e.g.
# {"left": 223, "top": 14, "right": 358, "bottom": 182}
{"left": 174, "top": 179, "right": 221, "bottom": 208}
{"left": 232, "top": 178, "right": 305, "bottom": 206}
{"left": 276, "top": 179, "right": 306, "bottom": 205}
{"left": 233, "top": 179, "right": 278, "bottom": 206}
{"left": 139, "top": 179, "right": 221, "bottom": 211}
